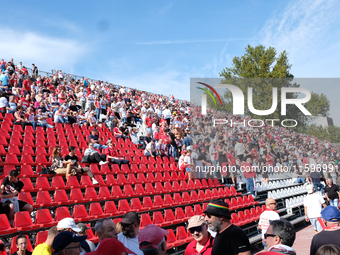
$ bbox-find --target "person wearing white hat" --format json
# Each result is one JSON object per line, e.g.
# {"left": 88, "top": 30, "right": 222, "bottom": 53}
{"left": 304, "top": 185, "right": 327, "bottom": 234}
{"left": 57, "top": 218, "right": 81, "bottom": 233}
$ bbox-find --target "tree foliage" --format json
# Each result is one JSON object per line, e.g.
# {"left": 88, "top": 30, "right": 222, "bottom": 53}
{"left": 204, "top": 45, "right": 330, "bottom": 134}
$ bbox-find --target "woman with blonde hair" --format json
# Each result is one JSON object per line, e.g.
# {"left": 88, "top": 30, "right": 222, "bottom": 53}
{"left": 51, "top": 146, "right": 75, "bottom": 178}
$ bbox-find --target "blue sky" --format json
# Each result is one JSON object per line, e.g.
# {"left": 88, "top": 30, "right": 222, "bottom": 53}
{"left": 1, "top": 0, "right": 339, "bottom": 105}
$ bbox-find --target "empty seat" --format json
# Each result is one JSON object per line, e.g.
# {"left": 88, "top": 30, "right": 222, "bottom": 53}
{"left": 35, "top": 231, "right": 48, "bottom": 246}
{"left": 140, "top": 213, "right": 152, "bottom": 228}
{"left": 36, "top": 209, "right": 57, "bottom": 228}
{"left": 51, "top": 176, "right": 66, "bottom": 190}
{"left": 118, "top": 199, "right": 131, "bottom": 213}
{"left": 153, "top": 211, "right": 168, "bottom": 227}
{"left": 14, "top": 211, "right": 39, "bottom": 231}
{"left": 70, "top": 188, "right": 85, "bottom": 203}
{"left": 85, "top": 187, "right": 99, "bottom": 202}
{"left": 55, "top": 207, "right": 72, "bottom": 222}
{"left": 73, "top": 204, "right": 93, "bottom": 222}
{"left": 89, "top": 203, "right": 106, "bottom": 219}
{"left": 35, "top": 176, "right": 51, "bottom": 191}
{"left": 54, "top": 189, "right": 71, "bottom": 205}
{"left": 36, "top": 190, "right": 57, "bottom": 207}
{"left": 0, "top": 214, "right": 17, "bottom": 235}
{"left": 131, "top": 198, "right": 144, "bottom": 212}
{"left": 104, "top": 201, "right": 119, "bottom": 216}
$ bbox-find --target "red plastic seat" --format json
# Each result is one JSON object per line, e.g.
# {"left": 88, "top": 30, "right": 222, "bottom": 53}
{"left": 123, "top": 185, "right": 134, "bottom": 197}
{"left": 153, "top": 211, "right": 168, "bottom": 227}
{"left": 155, "top": 182, "right": 164, "bottom": 193}
{"left": 194, "top": 179, "right": 202, "bottom": 189}
{"left": 185, "top": 206, "right": 195, "bottom": 218}
{"left": 10, "top": 136, "right": 22, "bottom": 146}
{"left": 248, "top": 194, "right": 259, "bottom": 205}
{"left": 194, "top": 204, "right": 203, "bottom": 215}
{"left": 142, "top": 196, "right": 154, "bottom": 210}
{"left": 146, "top": 173, "right": 156, "bottom": 182}
{"left": 238, "top": 211, "right": 248, "bottom": 225}
{"left": 182, "top": 192, "right": 191, "bottom": 204}
{"left": 118, "top": 199, "right": 131, "bottom": 213}
{"left": 116, "top": 174, "right": 127, "bottom": 185}
{"left": 173, "top": 193, "right": 183, "bottom": 205}
{"left": 94, "top": 175, "right": 105, "bottom": 186}
{"left": 70, "top": 188, "right": 85, "bottom": 203}
{"left": 73, "top": 204, "right": 93, "bottom": 222}
{"left": 140, "top": 213, "right": 152, "bottom": 228}
{"left": 163, "top": 182, "right": 172, "bottom": 193}
{"left": 172, "top": 181, "right": 181, "bottom": 192}
{"left": 20, "top": 165, "right": 36, "bottom": 177}
{"left": 8, "top": 145, "right": 21, "bottom": 155}
{"left": 98, "top": 186, "right": 111, "bottom": 200}
{"left": 35, "top": 139, "right": 46, "bottom": 147}
{"left": 190, "top": 191, "right": 199, "bottom": 202}
{"left": 35, "top": 177, "right": 51, "bottom": 191}
{"left": 166, "top": 229, "right": 177, "bottom": 249}
{"left": 145, "top": 183, "right": 155, "bottom": 195}
{"left": 244, "top": 209, "right": 255, "bottom": 222}
{"left": 131, "top": 198, "right": 145, "bottom": 212}
{"left": 180, "top": 180, "right": 188, "bottom": 191}
{"left": 85, "top": 187, "right": 99, "bottom": 202}
{"left": 104, "top": 201, "right": 119, "bottom": 216}
{"left": 155, "top": 172, "right": 164, "bottom": 182}
{"left": 54, "top": 189, "right": 71, "bottom": 205}
{"left": 134, "top": 184, "right": 146, "bottom": 196}
{"left": 89, "top": 164, "right": 100, "bottom": 175}
{"left": 5, "top": 154, "right": 19, "bottom": 165}
{"left": 121, "top": 164, "right": 130, "bottom": 174}
{"left": 100, "top": 164, "right": 111, "bottom": 174}
{"left": 105, "top": 174, "right": 117, "bottom": 186}
{"left": 243, "top": 196, "right": 251, "bottom": 207}
{"left": 89, "top": 203, "right": 106, "bottom": 219}
{"left": 237, "top": 197, "right": 245, "bottom": 209}
{"left": 256, "top": 206, "right": 263, "bottom": 215}
{"left": 36, "top": 209, "right": 57, "bottom": 228}
{"left": 175, "top": 207, "right": 186, "bottom": 222}
{"left": 0, "top": 214, "right": 17, "bottom": 235}
{"left": 21, "top": 178, "right": 37, "bottom": 192}
{"left": 66, "top": 176, "right": 80, "bottom": 189}
{"left": 164, "top": 194, "right": 174, "bottom": 206}
{"left": 197, "top": 190, "right": 206, "bottom": 202}
{"left": 111, "top": 164, "right": 120, "bottom": 174}
{"left": 17, "top": 192, "right": 35, "bottom": 208}
{"left": 80, "top": 175, "right": 93, "bottom": 188}
{"left": 35, "top": 155, "right": 48, "bottom": 165}
{"left": 51, "top": 176, "right": 66, "bottom": 189}
{"left": 127, "top": 174, "right": 137, "bottom": 184}
{"left": 111, "top": 186, "right": 123, "bottom": 199}
{"left": 21, "top": 154, "right": 35, "bottom": 165}
{"left": 36, "top": 190, "right": 57, "bottom": 207}
{"left": 14, "top": 211, "right": 39, "bottom": 231}
{"left": 35, "top": 231, "right": 48, "bottom": 246}
{"left": 153, "top": 195, "right": 164, "bottom": 209}
{"left": 175, "top": 226, "right": 188, "bottom": 246}
{"left": 231, "top": 213, "right": 240, "bottom": 226}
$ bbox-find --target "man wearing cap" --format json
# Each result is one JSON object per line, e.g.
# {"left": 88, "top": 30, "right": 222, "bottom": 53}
{"left": 138, "top": 224, "right": 168, "bottom": 255}
{"left": 77, "top": 223, "right": 96, "bottom": 254}
{"left": 258, "top": 198, "right": 280, "bottom": 250}
{"left": 32, "top": 227, "right": 57, "bottom": 255}
{"left": 310, "top": 206, "right": 340, "bottom": 255}
{"left": 52, "top": 231, "right": 86, "bottom": 255}
{"left": 204, "top": 200, "right": 250, "bottom": 255}
{"left": 185, "top": 215, "right": 214, "bottom": 255}
{"left": 118, "top": 212, "right": 143, "bottom": 255}
{"left": 304, "top": 185, "right": 327, "bottom": 234}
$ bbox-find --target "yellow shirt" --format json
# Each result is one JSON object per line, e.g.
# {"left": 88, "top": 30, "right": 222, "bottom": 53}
{"left": 32, "top": 243, "right": 52, "bottom": 255}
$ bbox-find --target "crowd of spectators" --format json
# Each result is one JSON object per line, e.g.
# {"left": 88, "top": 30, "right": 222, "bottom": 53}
{"left": 2, "top": 57, "right": 340, "bottom": 254}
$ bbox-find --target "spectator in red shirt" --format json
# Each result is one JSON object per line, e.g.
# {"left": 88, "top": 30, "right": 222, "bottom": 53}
{"left": 102, "top": 140, "right": 129, "bottom": 167}
{"left": 22, "top": 76, "right": 31, "bottom": 96}
{"left": 184, "top": 215, "right": 214, "bottom": 255}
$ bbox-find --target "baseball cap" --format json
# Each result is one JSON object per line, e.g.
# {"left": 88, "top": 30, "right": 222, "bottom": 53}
{"left": 53, "top": 231, "right": 87, "bottom": 254}
{"left": 181, "top": 150, "right": 187, "bottom": 155}
{"left": 77, "top": 223, "right": 89, "bottom": 234}
{"left": 57, "top": 218, "right": 81, "bottom": 232}
{"left": 321, "top": 206, "right": 340, "bottom": 222}
{"left": 87, "top": 238, "right": 126, "bottom": 255}
{"left": 138, "top": 224, "right": 168, "bottom": 249}
{"left": 306, "top": 185, "right": 314, "bottom": 194}
{"left": 188, "top": 215, "right": 205, "bottom": 229}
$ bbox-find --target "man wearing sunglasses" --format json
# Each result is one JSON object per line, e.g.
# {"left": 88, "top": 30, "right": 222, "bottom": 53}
{"left": 204, "top": 200, "right": 250, "bottom": 255}
{"left": 258, "top": 198, "right": 280, "bottom": 250}
{"left": 262, "top": 219, "right": 296, "bottom": 255}
{"left": 184, "top": 215, "right": 213, "bottom": 255}
{"left": 118, "top": 212, "right": 143, "bottom": 255}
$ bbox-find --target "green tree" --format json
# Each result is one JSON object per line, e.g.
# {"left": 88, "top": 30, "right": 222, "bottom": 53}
{"left": 206, "top": 44, "right": 330, "bottom": 132}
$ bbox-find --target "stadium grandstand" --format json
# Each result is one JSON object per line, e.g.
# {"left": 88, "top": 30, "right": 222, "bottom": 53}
{"left": 0, "top": 58, "right": 338, "bottom": 255}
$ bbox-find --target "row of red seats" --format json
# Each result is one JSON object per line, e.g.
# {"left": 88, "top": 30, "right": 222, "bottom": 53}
{"left": 17, "top": 183, "right": 235, "bottom": 209}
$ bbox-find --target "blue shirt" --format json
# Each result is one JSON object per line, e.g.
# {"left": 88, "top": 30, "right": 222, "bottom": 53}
{"left": 0, "top": 74, "right": 9, "bottom": 86}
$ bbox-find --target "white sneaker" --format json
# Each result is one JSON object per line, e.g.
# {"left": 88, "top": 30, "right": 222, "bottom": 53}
{"left": 92, "top": 179, "right": 99, "bottom": 185}
{"left": 99, "top": 161, "right": 108, "bottom": 165}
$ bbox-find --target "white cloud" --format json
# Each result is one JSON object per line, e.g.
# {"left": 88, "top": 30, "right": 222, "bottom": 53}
{"left": 259, "top": 0, "right": 340, "bottom": 77}
{"left": 0, "top": 28, "right": 87, "bottom": 72}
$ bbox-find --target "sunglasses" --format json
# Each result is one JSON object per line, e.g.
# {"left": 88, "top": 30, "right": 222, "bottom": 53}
{"left": 121, "top": 222, "right": 135, "bottom": 228}
{"left": 264, "top": 233, "right": 278, "bottom": 239}
{"left": 205, "top": 212, "right": 219, "bottom": 218}
{"left": 189, "top": 226, "right": 202, "bottom": 234}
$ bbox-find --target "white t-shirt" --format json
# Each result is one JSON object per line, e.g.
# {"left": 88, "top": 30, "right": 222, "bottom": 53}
{"left": 0, "top": 97, "right": 8, "bottom": 108}
{"left": 259, "top": 210, "right": 280, "bottom": 239}
{"left": 304, "top": 193, "right": 325, "bottom": 218}
{"left": 184, "top": 155, "right": 191, "bottom": 169}
{"left": 118, "top": 233, "right": 143, "bottom": 255}
{"left": 235, "top": 142, "right": 244, "bottom": 155}
{"left": 119, "top": 107, "right": 127, "bottom": 118}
